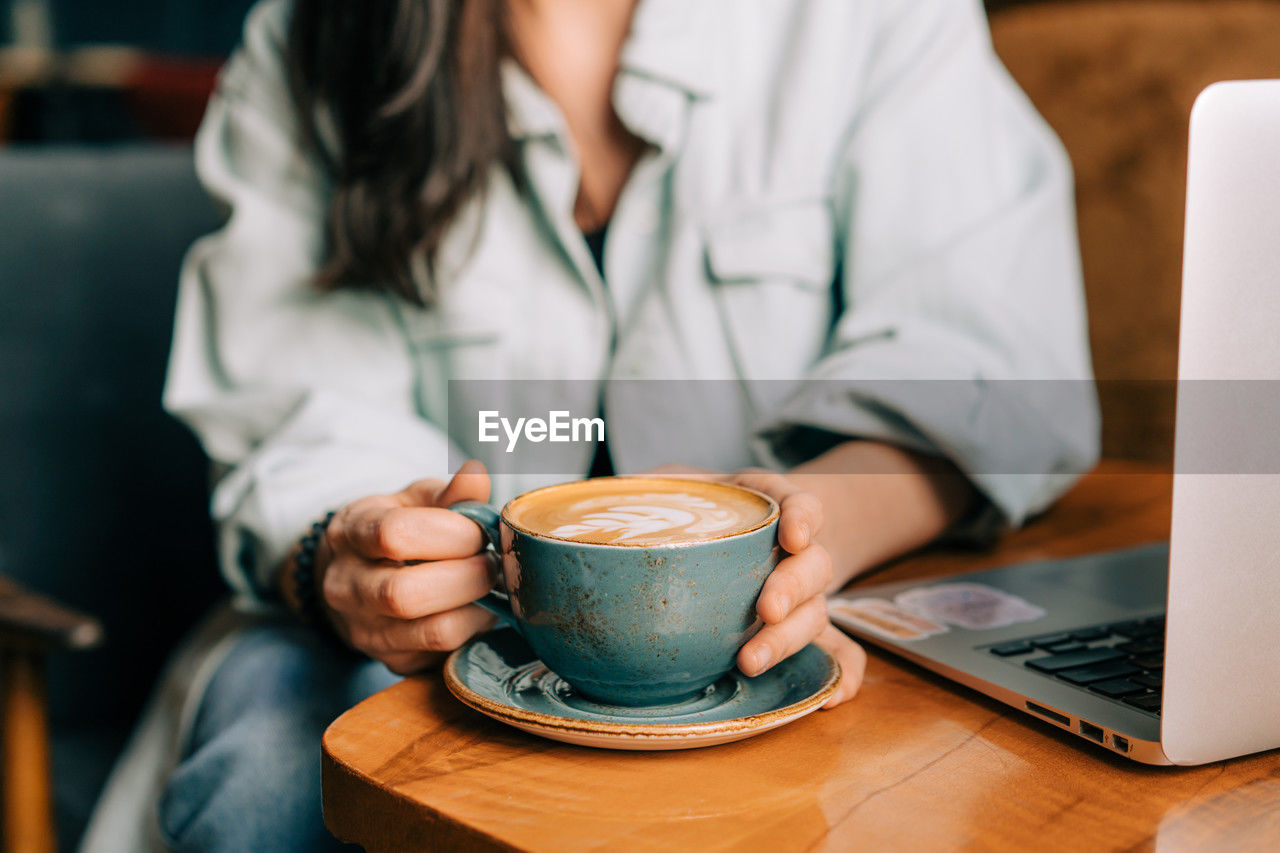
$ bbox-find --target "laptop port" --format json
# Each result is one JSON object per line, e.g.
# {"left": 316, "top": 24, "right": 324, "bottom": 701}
{"left": 1026, "top": 701, "right": 1070, "bottom": 726}
{"left": 1113, "top": 735, "right": 1130, "bottom": 753}
{"left": 1079, "top": 721, "right": 1104, "bottom": 743}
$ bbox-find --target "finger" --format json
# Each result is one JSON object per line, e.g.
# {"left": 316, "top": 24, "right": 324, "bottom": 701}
{"left": 816, "top": 624, "right": 867, "bottom": 708}
{"left": 755, "top": 545, "right": 835, "bottom": 624}
{"left": 729, "top": 470, "right": 823, "bottom": 553}
{"left": 737, "top": 595, "right": 828, "bottom": 677}
{"left": 437, "top": 459, "right": 491, "bottom": 507}
{"left": 396, "top": 477, "right": 448, "bottom": 507}
{"left": 776, "top": 491, "right": 823, "bottom": 554}
{"left": 367, "top": 604, "right": 497, "bottom": 657}
{"left": 397, "top": 459, "right": 492, "bottom": 508}
{"left": 325, "top": 494, "right": 398, "bottom": 555}
{"left": 729, "top": 468, "right": 801, "bottom": 500}
{"left": 346, "top": 554, "right": 497, "bottom": 619}
{"left": 332, "top": 503, "right": 485, "bottom": 561}
{"left": 378, "top": 650, "right": 445, "bottom": 677}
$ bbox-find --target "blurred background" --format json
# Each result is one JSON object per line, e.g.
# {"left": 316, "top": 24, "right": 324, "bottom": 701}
{"left": 0, "top": 2, "right": 251, "bottom": 849}
{"left": 0, "top": 0, "right": 254, "bottom": 142}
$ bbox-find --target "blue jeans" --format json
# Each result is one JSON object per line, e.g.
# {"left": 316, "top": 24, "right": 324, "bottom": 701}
{"left": 157, "top": 621, "right": 399, "bottom": 852}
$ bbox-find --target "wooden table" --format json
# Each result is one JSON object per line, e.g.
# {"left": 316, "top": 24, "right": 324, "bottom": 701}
{"left": 322, "top": 461, "right": 1280, "bottom": 851}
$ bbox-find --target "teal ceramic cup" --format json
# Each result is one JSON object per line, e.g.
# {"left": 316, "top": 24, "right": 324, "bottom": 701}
{"left": 450, "top": 478, "right": 782, "bottom": 707}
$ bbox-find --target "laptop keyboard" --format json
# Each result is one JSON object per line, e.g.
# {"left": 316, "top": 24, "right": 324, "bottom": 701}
{"left": 983, "top": 616, "right": 1165, "bottom": 716}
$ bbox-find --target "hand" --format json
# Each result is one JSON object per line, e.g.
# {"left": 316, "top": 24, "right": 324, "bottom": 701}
{"left": 643, "top": 465, "right": 866, "bottom": 708}
{"left": 316, "top": 461, "right": 498, "bottom": 675}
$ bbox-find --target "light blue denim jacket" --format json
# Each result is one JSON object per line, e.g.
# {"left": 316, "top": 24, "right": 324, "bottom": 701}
{"left": 164, "top": 0, "right": 1099, "bottom": 600}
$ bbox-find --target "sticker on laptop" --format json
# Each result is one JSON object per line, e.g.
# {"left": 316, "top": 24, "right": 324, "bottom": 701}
{"left": 892, "top": 583, "right": 1045, "bottom": 631}
{"left": 828, "top": 598, "right": 949, "bottom": 641}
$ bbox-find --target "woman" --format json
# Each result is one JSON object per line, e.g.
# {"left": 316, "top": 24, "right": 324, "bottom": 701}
{"left": 100, "top": 0, "right": 1096, "bottom": 849}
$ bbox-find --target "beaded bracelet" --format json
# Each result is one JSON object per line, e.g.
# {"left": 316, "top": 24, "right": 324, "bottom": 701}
{"left": 293, "top": 510, "right": 336, "bottom": 628}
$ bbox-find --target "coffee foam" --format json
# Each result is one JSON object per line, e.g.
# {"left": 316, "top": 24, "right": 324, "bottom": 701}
{"left": 505, "top": 478, "right": 775, "bottom": 546}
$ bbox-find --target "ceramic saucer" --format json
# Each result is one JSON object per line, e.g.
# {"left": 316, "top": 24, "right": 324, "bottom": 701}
{"left": 443, "top": 629, "right": 840, "bottom": 750}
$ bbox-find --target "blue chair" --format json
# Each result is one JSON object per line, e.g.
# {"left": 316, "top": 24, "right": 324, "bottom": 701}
{"left": 0, "top": 144, "right": 225, "bottom": 850}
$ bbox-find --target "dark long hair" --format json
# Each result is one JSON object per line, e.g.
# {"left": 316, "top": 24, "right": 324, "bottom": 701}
{"left": 286, "top": 0, "right": 520, "bottom": 305}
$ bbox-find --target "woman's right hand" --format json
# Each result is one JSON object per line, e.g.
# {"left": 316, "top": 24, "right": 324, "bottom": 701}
{"left": 315, "top": 460, "right": 499, "bottom": 674}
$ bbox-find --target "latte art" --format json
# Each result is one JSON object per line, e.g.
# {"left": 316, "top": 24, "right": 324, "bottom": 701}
{"left": 506, "top": 478, "right": 775, "bottom": 546}
{"left": 549, "top": 493, "right": 747, "bottom": 544}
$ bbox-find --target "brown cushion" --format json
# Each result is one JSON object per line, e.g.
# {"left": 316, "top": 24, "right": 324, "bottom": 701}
{"left": 990, "top": 0, "right": 1280, "bottom": 461}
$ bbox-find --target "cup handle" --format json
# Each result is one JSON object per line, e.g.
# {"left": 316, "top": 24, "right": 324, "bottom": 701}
{"left": 449, "top": 500, "right": 517, "bottom": 628}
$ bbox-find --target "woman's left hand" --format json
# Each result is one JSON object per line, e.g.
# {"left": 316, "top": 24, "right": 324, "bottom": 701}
{"left": 643, "top": 466, "right": 866, "bottom": 708}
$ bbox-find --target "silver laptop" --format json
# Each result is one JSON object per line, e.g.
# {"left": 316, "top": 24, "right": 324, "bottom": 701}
{"left": 830, "top": 81, "right": 1280, "bottom": 766}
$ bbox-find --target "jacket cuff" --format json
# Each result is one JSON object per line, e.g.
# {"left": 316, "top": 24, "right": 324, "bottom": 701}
{"left": 751, "top": 375, "right": 1099, "bottom": 537}
{"left": 208, "top": 401, "right": 459, "bottom": 603}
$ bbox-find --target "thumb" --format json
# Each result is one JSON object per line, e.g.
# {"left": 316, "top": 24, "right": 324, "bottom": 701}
{"left": 436, "top": 459, "right": 491, "bottom": 507}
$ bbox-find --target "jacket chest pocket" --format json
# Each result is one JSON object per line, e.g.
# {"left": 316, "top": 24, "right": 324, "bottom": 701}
{"left": 703, "top": 198, "right": 838, "bottom": 381}
{"left": 396, "top": 299, "right": 510, "bottom": 424}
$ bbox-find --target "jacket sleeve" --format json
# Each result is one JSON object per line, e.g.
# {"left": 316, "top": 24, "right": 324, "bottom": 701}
{"left": 753, "top": 0, "right": 1099, "bottom": 533}
{"left": 163, "top": 0, "right": 456, "bottom": 602}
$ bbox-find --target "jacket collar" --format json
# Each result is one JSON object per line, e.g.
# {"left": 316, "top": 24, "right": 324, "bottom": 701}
{"left": 618, "top": 0, "right": 721, "bottom": 100}
{"left": 503, "top": 0, "right": 721, "bottom": 143}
